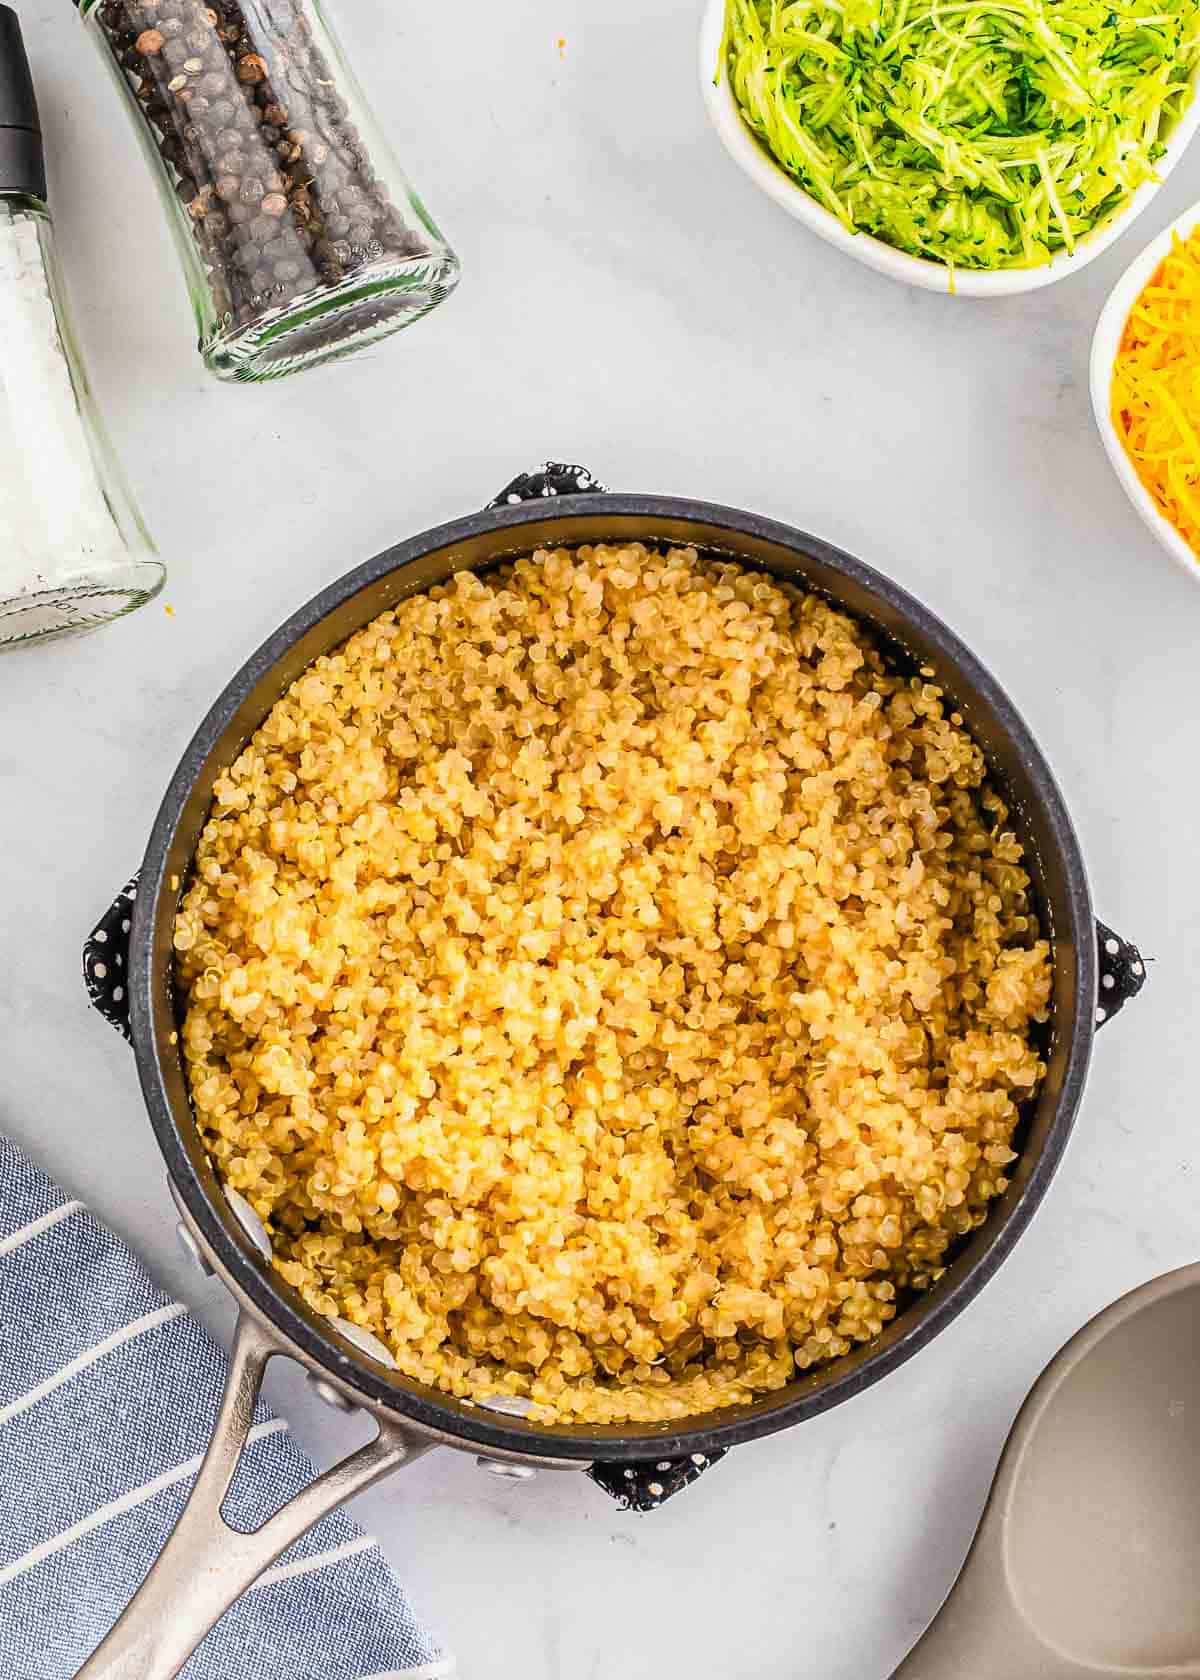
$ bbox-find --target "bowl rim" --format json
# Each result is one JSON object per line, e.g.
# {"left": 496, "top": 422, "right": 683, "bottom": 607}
{"left": 699, "top": 0, "right": 1200, "bottom": 298}
{"left": 1089, "top": 204, "right": 1200, "bottom": 586}
{"left": 129, "top": 492, "right": 1098, "bottom": 1464}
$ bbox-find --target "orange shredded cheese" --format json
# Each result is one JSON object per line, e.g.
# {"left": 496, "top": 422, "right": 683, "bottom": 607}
{"left": 1112, "top": 227, "right": 1200, "bottom": 560}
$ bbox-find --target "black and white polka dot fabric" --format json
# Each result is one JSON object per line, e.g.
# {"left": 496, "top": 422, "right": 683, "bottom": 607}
{"left": 1095, "top": 920, "right": 1147, "bottom": 1026}
{"left": 487, "top": 461, "right": 605, "bottom": 507}
{"left": 83, "top": 876, "right": 137, "bottom": 1043}
{"left": 588, "top": 1448, "right": 728, "bottom": 1511}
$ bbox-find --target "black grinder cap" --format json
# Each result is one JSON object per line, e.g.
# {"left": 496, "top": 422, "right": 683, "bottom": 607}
{"left": 0, "top": 7, "right": 45, "bottom": 201}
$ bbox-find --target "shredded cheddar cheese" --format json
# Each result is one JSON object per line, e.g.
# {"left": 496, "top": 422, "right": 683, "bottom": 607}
{"left": 1112, "top": 229, "right": 1200, "bottom": 561}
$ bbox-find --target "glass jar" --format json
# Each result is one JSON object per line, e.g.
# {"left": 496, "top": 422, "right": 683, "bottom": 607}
{"left": 78, "top": 0, "right": 461, "bottom": 381}
{"left": 0, "top": 9, "right": 161, "bottom": 648}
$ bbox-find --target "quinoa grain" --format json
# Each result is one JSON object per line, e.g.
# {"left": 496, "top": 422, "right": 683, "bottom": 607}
{"left": 175, "top": 544, "right": 1051, "bottom": 1424}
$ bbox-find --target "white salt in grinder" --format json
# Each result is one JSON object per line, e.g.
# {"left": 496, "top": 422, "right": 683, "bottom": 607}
{"left": 0, "top": 5, "right": 162, "bottom": 648}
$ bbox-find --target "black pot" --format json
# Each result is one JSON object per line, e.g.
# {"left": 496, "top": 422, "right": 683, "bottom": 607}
{"left": 80, "top": 491, "right": 1144, "bottom": 1680}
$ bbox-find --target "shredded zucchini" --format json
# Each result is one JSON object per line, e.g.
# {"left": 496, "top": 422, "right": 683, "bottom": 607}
{"left": 724, "top": 0, "right": 1200, "bottom": 269}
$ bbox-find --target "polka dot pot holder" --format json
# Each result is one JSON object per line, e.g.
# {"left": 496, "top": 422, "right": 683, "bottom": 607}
{"left": 81, "top": 467, "right": 1147, "bottom": 1514}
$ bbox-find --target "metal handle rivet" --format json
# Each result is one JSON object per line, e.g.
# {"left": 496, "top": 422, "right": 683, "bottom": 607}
{"left": 475, "top": 1457, "right": 537, "bottom": 1482}
{"left": 175, "top": 1221, "right": 214, "bottom": 1279}
{"left": 308, "top": 1375, "right": 357, "bottom": 1414}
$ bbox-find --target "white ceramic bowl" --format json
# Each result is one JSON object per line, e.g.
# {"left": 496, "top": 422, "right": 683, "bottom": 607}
{"left": 699, "top": 0, "right": 1200, "bottom": 298}
{"left": 1090, "top": 203, "right": 1200, "bottom": 584}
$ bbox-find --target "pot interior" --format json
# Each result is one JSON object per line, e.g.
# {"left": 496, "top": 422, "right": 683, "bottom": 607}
{"left": 131, "top": 496, "right": 1095, "bottom": 1461}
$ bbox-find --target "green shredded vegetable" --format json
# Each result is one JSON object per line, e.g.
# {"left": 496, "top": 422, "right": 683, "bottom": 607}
{"left": 723, "top": 0, "right": 1200, "bottom": 269}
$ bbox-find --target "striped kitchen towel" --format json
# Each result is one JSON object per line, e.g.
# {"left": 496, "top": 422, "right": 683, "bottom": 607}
{"left": 0, "top": 1135, "right": 453, "bottom": 1680}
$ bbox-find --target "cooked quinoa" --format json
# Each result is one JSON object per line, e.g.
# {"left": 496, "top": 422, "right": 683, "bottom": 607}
{"left": 175, "top": 543, "right": 1052, "bottom": 1424}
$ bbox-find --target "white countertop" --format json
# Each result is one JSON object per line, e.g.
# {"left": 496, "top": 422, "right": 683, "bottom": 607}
{"left": 2, "top": 1, "right": 1196, "bottom": 1675}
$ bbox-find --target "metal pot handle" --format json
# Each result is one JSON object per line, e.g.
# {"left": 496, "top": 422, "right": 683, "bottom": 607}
{"left": 74, "top": 1312, "right": 431, "bottom": 1680}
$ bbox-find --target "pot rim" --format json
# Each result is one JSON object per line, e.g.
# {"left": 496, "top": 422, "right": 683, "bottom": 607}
{"left": 129, "top": 492, "right": 1097, "bottom": 1463}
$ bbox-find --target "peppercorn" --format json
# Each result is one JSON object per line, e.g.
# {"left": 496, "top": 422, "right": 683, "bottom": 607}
{"left": 237, "top": 52, "right": 267, "bottom": 83}
{"left": 137, "top": 27, "right": 165, "bottom": 52}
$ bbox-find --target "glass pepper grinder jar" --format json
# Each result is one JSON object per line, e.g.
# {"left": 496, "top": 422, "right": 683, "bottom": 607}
{"left": 76, "top": 0, "right": 462, "bottom": 381}
{"left": 0, "top": 6, "right": 162, "bottom": 648}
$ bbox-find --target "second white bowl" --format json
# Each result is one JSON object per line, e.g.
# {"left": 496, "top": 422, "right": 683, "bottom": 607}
{"left": 1090, "top": 203, "right": 1200, "bottom": 585}
{"left": 699, "top": 0, "right": 1200, "bottom": 298}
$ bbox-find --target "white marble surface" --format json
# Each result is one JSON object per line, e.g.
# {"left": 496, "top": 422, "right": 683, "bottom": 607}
{"left": 1, "top": 1, "right": 1197, "bottom": 1675}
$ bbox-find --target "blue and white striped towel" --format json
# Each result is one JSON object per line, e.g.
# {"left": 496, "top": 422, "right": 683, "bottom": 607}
{"left": 0, "top": 1136, "right": 453, "bottom": 1680}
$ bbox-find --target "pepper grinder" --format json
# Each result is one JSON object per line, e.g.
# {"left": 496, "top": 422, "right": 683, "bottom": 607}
{"left": 0, "top": 5, "right": 162, "bottom": 648}
{"left": 76, "top": 0, "right": 461, "bottom": 382}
